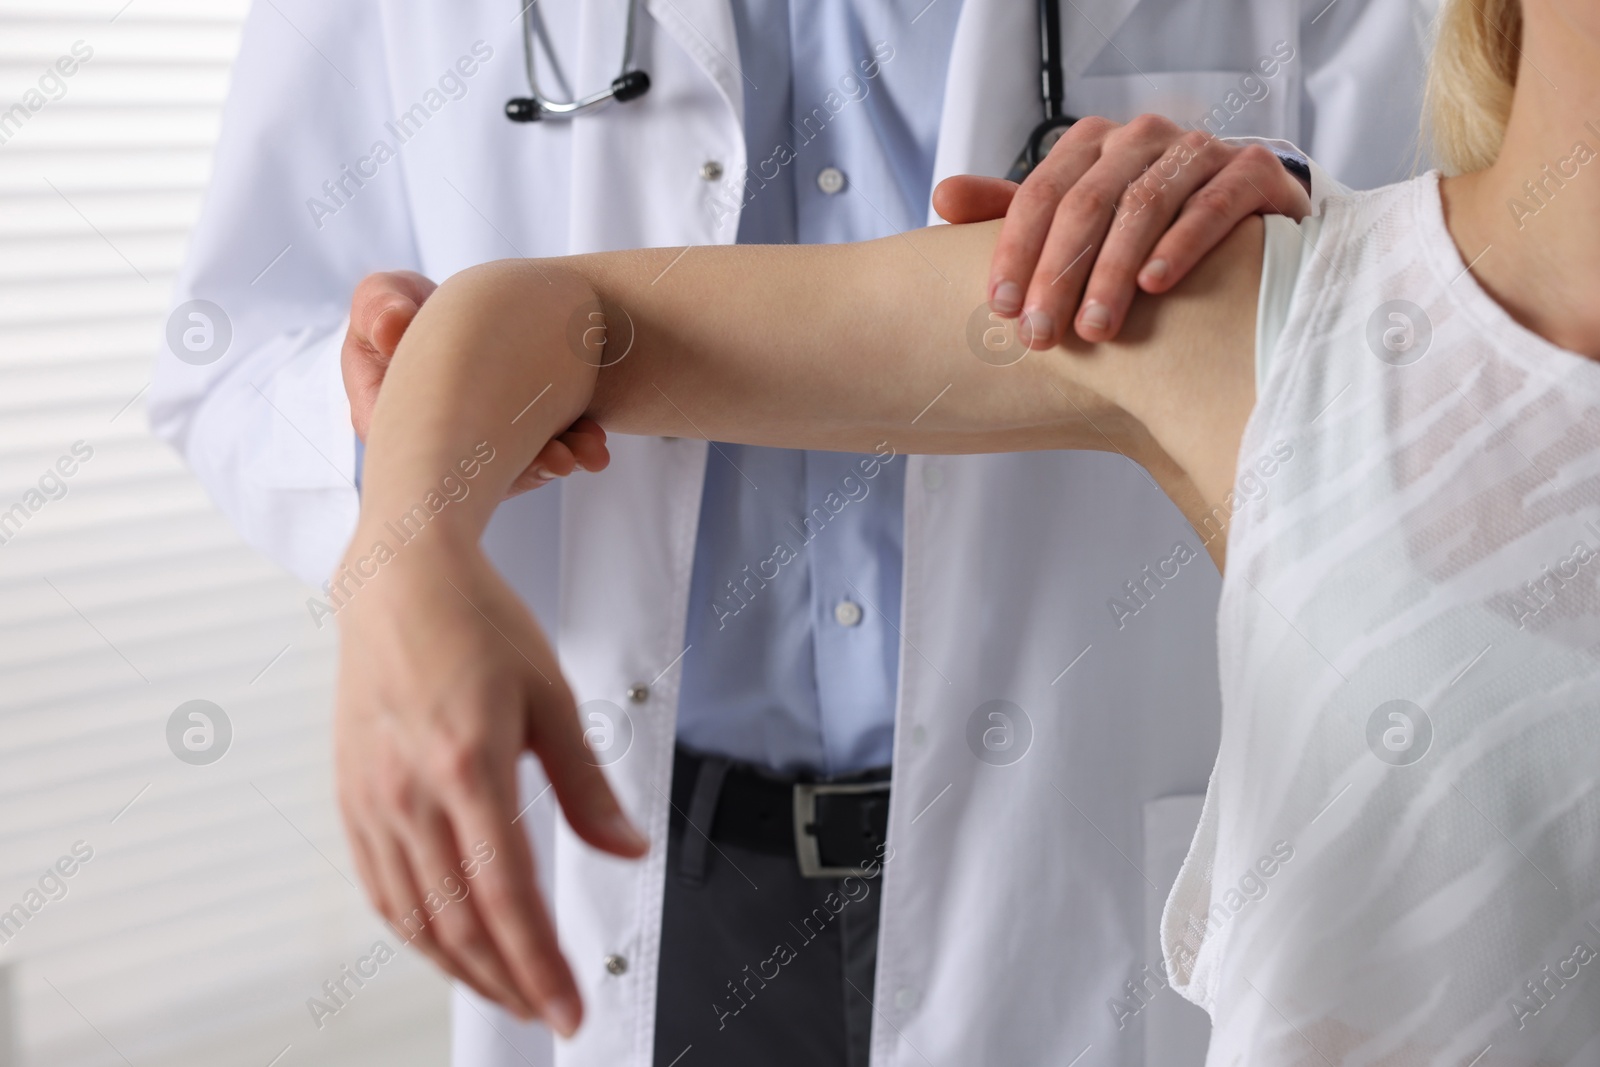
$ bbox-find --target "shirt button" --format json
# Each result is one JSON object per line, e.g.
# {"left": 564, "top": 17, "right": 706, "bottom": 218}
{"left": 605, "top": 954, "right": 628, "bottom": 976}
{"left": 816, "top": 166, "right": 846, "bottom": 195}
{"left": 833, "top": 600, "right": 864, "bottom": 627}
{"left": 894, "top": 987, "right": 919, "bottom": 1011}
{"left": 627, "top": 683, "right": 649, "bottom": 704}
{"left": 700, "top": 160, "right": 724, "bottom": 181}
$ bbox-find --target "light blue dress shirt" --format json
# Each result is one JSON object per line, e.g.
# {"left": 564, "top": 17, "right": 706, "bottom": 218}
{"left": 675, "top": 0, "right": 965, "bottom": 776}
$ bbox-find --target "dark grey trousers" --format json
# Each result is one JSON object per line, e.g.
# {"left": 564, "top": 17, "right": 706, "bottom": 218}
{"left": 651, "top": 805, "right": 884, "bottom": 1067}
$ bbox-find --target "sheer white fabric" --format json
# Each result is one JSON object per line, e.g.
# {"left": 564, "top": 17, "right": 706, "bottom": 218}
{"left": 1164, "top": 173, "right": 1600, "bottom": 1065}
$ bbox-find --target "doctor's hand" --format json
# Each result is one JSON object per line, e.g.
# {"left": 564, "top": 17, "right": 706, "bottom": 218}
{"left": 334, "top": 535, "right": 649, "bottom": 1035}
{"left": 341, "top": 270, "right": 611, "bottom": 492}
{"left": 933, "top": 114, "right": 1310, "bottom": 347}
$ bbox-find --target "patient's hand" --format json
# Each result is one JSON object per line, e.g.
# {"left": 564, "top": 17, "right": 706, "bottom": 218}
{"left": 333, "top": 534, "right": 648, "bottom": 1033}
{"left": 934, "top": 114, "right": 1309, "bottom": 347}
{"left": 341, "top": 270, "right": 611, "bottom": 493}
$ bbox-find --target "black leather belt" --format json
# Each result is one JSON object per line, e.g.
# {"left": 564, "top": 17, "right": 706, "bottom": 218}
{"left": 671, "top": 745, "right": 891, "bottom": 879}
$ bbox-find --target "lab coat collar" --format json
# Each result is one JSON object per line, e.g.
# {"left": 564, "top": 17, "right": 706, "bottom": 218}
{"left": 646, "top": 0, "right": 744, "bottom": 127}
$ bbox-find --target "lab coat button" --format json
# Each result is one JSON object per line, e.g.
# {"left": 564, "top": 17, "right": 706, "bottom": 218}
{"left": 700, "top": 160, "right": 723, "bottom": 181}
{"left": 894, "top": 987, "right": 918, "bottom": 1010}
{"left": 627, "top": 683, "right": 649, "bottom": 704}
{"left": 833, "top": 600, "right": 863, "bottom": 627}
{"left": 605, "top": 954, "right": 628, "bottom": 976}
{"left": 816, "top": 166, "right": 846, "bottom": 195}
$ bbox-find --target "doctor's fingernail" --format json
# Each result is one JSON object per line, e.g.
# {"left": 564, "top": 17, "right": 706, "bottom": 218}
{"left": 533, "top": 466, "right": 556, "bottom": 482}
{"left": 990, "top": 280, "right": 1023, "bottom": 316}
{"left": 1141, "top": 259, "right": 1170, "bottom": 285}
{"left": 1079, "top": 301, "right": 1111, "bottom": 334}
{"left": 1019, "top": 308, "right": 1054, "bottom": 349}
{"left": 370, "top": 307, "right": 401, "bottom": 345}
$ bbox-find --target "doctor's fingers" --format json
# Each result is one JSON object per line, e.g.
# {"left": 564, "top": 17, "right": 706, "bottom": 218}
{"left": 386, "top": 800, "right": 539, "bottom": 1018}
{"left": 1016, "top": 114, "right": 1191, "bottom": 349}
{"left": 1135, "top": 143, "right": 1310, "bottom": 298}
{"left": 341, "top": 271, "right": 438, "bottom": 441}
{"left": 505, "top": 419, "right": 612, "bottom": 499}
{"left": 1073, "top": 132, "right": 1256, "bottom": 342}
{"left": 986, "top": 115, "right": 1121, "bottom": 322}
{"left": 352, "top": 270, "right": 437, "bottom": 357}
{"left": 931, "top": 174, "right": 1020, "bottom": 225}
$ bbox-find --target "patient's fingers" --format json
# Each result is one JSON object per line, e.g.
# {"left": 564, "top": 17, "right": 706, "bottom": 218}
{"left": 437, "top": 729, "right": 592, "bottom": 1036}
{"left": 393, "top": 802, "right": 535, "bottom": 1018}
{"left": 363, "top": 822, "right": 482, "bottom": 995}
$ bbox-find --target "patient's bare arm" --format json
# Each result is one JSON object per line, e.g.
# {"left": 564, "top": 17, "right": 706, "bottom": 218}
{"left": 366, "top": 218, "right": 1263, "bottom": 532}
{"left": 334, "top": 216, "right": 1262, "bottom": 1031}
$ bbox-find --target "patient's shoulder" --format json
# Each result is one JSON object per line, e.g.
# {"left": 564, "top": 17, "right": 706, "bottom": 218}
{"left": 1102, "top": 217, "right": 1264, "bottom": 552}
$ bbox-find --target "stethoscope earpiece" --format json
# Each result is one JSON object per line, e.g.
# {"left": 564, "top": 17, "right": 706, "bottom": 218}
{"left": 611, "top": 70, "right": 651, "bottom": 103}
{"left": 506, "top": 0, "right": 651, "bottom": 122}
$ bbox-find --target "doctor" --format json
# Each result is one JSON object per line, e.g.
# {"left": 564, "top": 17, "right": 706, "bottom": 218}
{"left": 150, "top": 1, "right": 1432, "bottom": 1065}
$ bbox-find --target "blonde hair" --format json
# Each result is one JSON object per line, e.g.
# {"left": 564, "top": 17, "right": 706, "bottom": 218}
{"left": 1425, "top": 0, "right": 1523, "bottom": 173}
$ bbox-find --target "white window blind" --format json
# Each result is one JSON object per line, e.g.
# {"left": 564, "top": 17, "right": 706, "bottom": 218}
{"left": 0, "top": 2, "right": 448, "bottom": 1064}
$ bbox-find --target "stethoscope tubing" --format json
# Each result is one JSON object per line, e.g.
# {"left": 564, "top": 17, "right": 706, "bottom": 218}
{"left": 507, "top": 0, "right": 649, "bottom": 121}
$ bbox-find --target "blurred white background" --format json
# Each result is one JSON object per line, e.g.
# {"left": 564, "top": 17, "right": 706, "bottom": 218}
{"left": 0, "top": 1, "right": 449, "bottom": 1063}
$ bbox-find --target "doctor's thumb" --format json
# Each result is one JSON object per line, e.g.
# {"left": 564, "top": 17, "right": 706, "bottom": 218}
{"left": 350, "top": 269, "right": 438, "bottom": 358}
{"left": 932, "top": 174, "right": 1018, "bottom": 224}
{"left": 368, "top": 303, "right": 416, "bottom": 358}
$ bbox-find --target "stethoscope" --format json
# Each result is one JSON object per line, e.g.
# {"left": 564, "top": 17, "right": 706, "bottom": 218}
{"left": 505, "top": 0, "right": 651, "bottom": 122}
{"left": 505, "top": 0, "right": 1076, "bottom": 180}
{"left": 1006, "top": 0, "right": 1080, "bottom": 181}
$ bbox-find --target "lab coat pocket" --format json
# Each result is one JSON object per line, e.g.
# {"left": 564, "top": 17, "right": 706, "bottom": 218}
{"left": 1141, "top": 793, "right": 1210, "bottom": 1067}
{"left": 1063, "top": 69, "right": 1292, "bottom": 143}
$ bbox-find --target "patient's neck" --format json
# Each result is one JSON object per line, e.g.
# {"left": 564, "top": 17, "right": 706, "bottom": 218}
{"left": 1443, "top": 8, "right": 1600, "bottom": 358}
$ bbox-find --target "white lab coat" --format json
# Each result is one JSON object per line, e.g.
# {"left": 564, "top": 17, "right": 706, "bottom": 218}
{"left": 149, "top": 1, "right": 1435, "bottom": 1064}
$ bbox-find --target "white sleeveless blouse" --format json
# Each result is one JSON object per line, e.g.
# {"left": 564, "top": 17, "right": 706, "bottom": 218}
{"left": 1162, "top": 173, "right": 1600, "bottom": 1064}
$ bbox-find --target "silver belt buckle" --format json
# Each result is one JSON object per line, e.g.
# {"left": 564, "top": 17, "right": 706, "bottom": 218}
{"left": 792, "top": 780, "right": 889, "bottom": 879}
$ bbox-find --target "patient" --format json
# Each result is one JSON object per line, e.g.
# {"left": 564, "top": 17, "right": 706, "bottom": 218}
{"left": 340, "top": 0, "right": 1600, "bottom": 1060}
